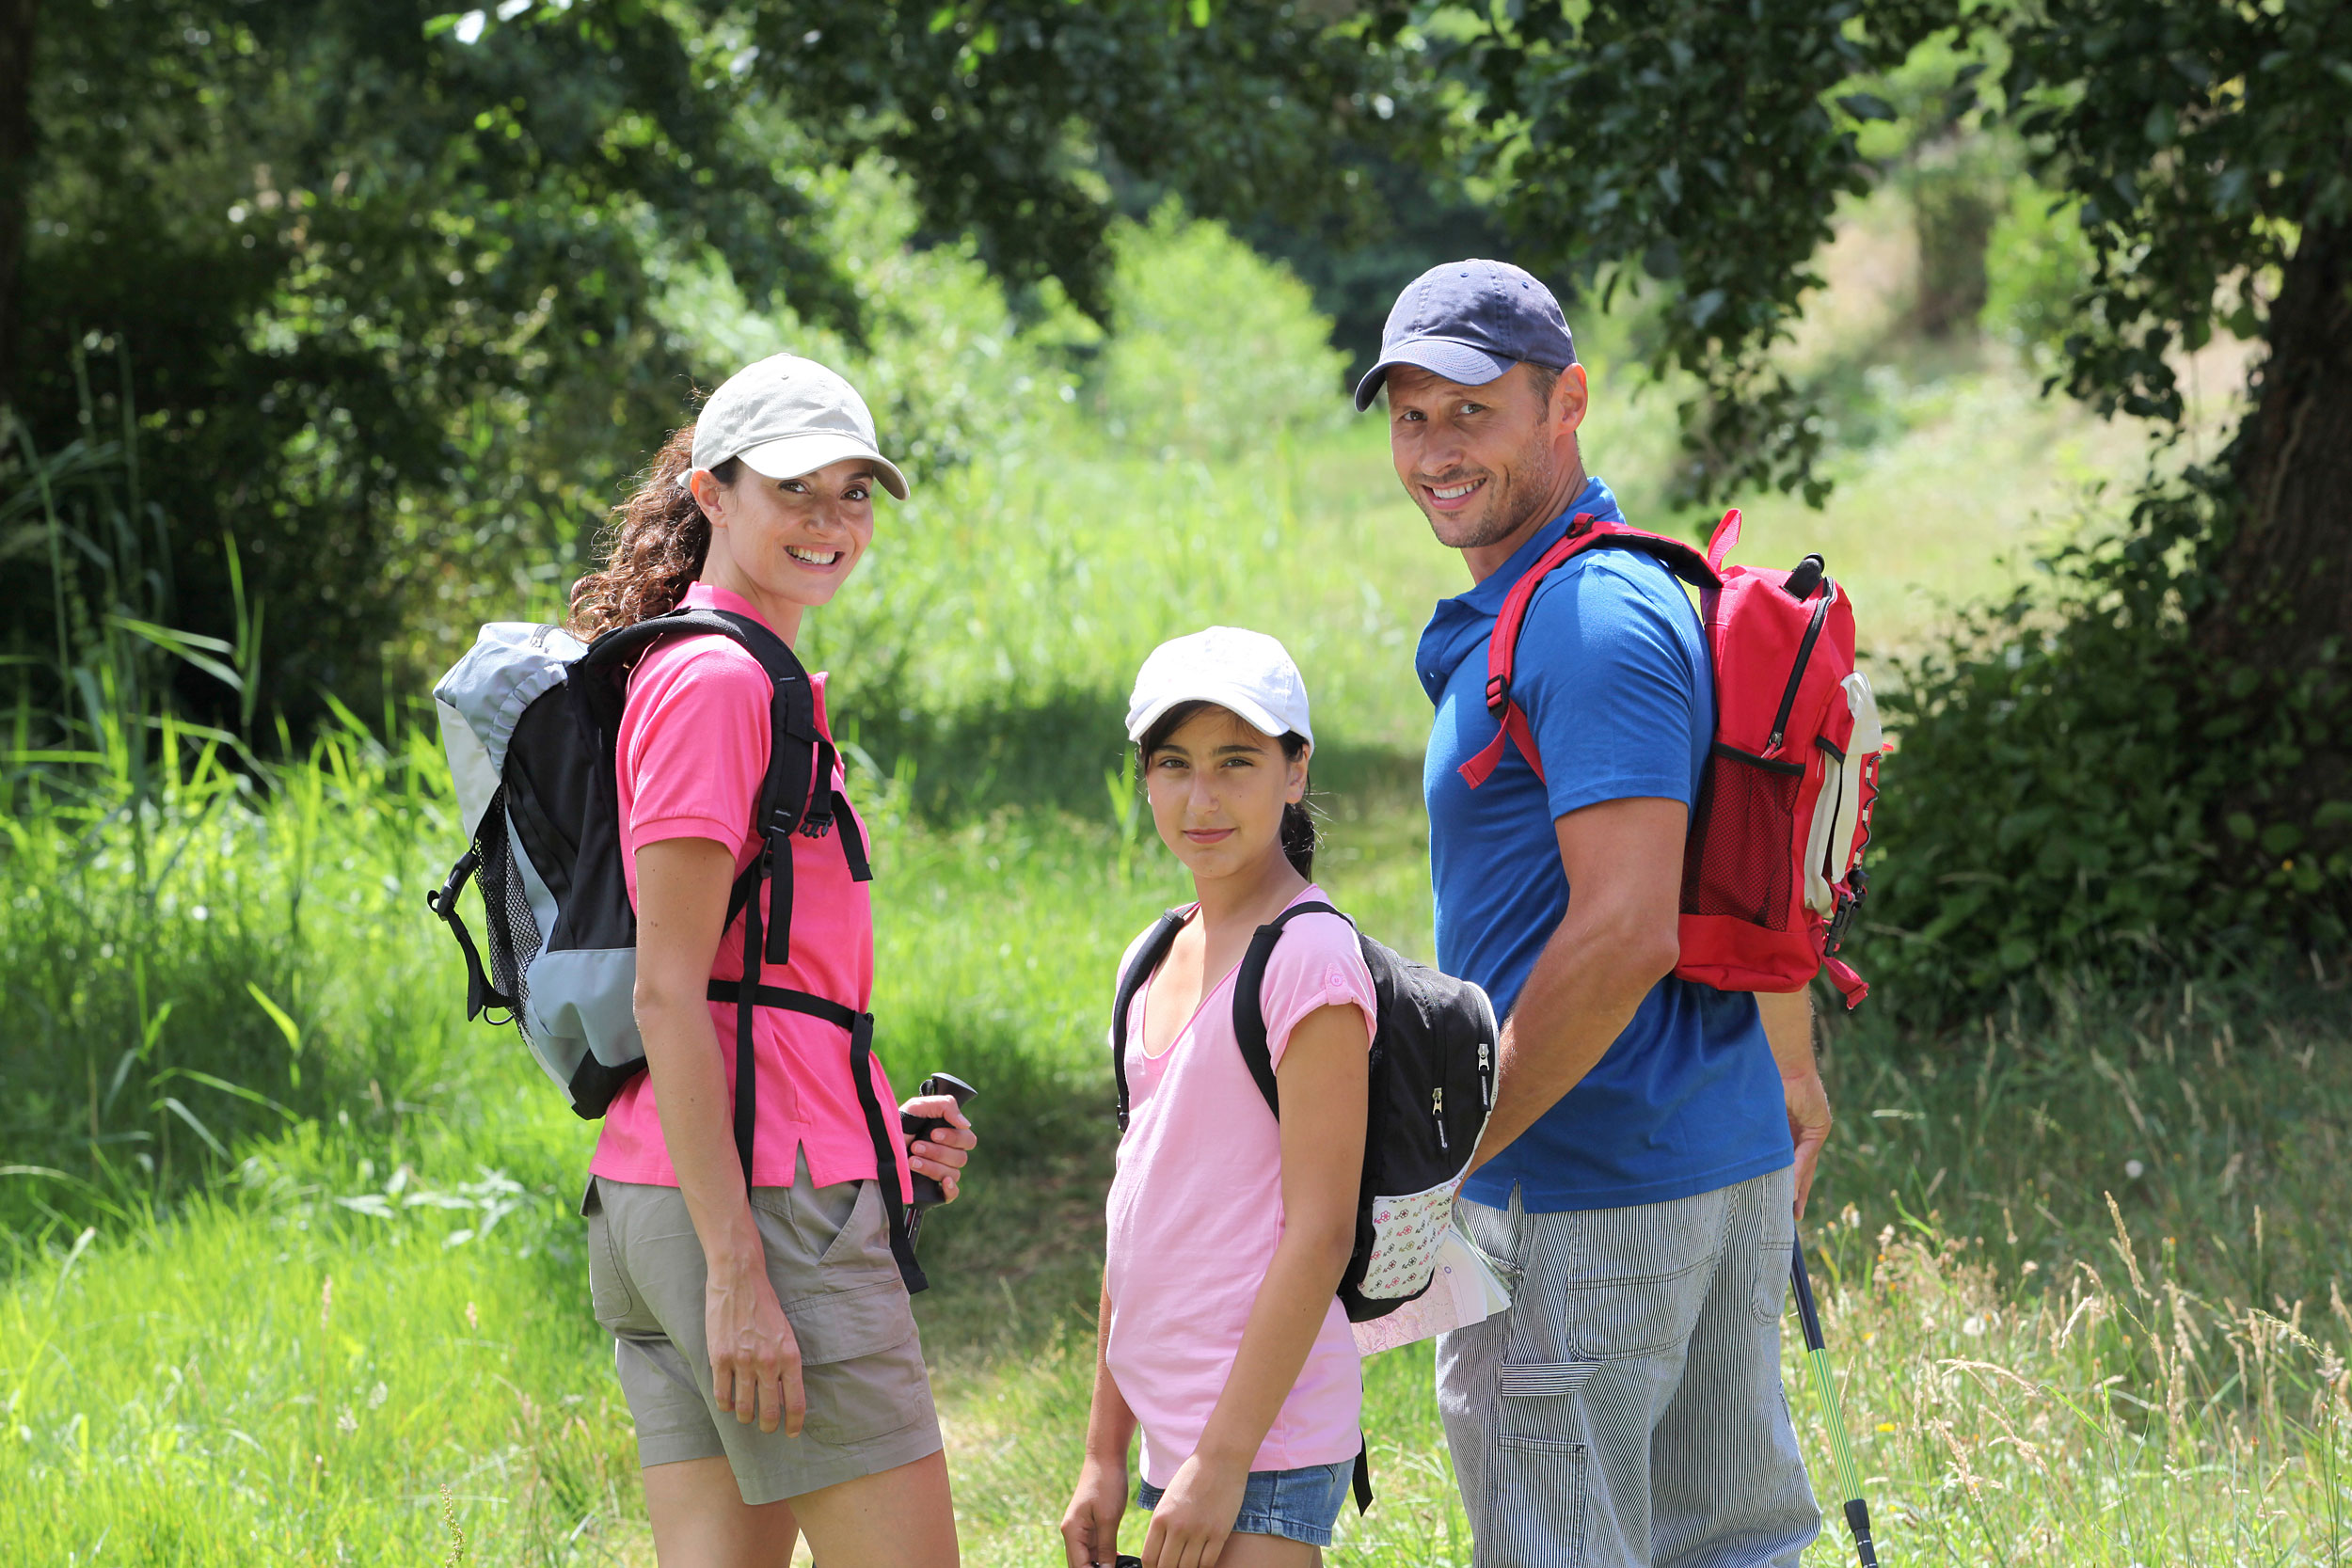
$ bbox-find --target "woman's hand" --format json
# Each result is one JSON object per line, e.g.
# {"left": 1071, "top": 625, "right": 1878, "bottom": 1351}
{"left": 1060, "top": 1453, "right": 1130, "bottom": 1567}
{"left": 900, "top": 1093, "right": 977, "bottom": 1203}
{"left": 704, "top": 1243, "right": 804, "bottom": 1435}
{"left": 1139, "top": 1451, "right": 1247, "bottom": 1568}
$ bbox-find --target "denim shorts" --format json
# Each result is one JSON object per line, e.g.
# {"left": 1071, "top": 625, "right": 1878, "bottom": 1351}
{"left": 1136, "top": 1458, "right": 1356, "bottom": 1547}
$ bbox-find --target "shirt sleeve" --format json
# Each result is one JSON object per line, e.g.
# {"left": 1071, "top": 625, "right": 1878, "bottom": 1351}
{"left": 1514, "top": 553, "right": 1707, "bottom": 821}
{"left": 622, "top": 640, "right": 771, "bottom": 849}
{"left": 1262, "top": 911, "right": 1378, "bottom": 1072}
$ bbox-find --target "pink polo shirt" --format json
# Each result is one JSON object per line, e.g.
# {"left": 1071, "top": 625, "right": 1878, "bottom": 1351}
{"left": 1104, "top": 888, "right": 1377, "bottom": 1488}
{"left": 588, "top": 582, "right": 911, "bottom": 1199}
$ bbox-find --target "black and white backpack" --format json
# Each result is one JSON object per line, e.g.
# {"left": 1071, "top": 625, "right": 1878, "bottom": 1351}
{"left": 1110, "top": 900, "right": 1499, "bottom": 1323}
{"left": 426, "top": 608, "right": 924, "bottom": 1291}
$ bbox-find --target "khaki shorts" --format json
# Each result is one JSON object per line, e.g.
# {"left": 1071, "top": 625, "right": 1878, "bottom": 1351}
{"left": 582, "top": 1158, "right": 942, "bottom": 1504}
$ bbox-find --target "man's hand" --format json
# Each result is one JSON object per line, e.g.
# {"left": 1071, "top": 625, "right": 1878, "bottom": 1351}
{"left": 900, "top": 1093, "right": 977, "bottom": 1203}
{"left": 1756, "top": 988, "right": 1828, "bottom": 1218}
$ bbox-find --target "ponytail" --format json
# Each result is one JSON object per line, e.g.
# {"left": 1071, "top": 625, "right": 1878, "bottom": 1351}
{"left": 1279, "top": 784, "right": 1318, "bottom": 879}
{"left": 567, "top": 423, "right": 739, "bottom": 640}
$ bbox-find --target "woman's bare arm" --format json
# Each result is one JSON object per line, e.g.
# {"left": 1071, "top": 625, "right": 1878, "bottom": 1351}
{"left": 633, "top": 835, "right": 804, "bottom": 1435}
{"left": 1141, "top": 1000, "right": 1371, "bottom": 1567}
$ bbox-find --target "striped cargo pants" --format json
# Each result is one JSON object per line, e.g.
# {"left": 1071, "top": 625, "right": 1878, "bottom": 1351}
{"left": 1435, "top": 1168, "right": 1820, "bottom": 1567}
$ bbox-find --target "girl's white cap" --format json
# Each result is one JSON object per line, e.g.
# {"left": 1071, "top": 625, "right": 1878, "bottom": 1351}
{"left": 683, "top": 354, "right": 909, "bottom": 499}
{"left": 1126, "top": 626, "right": 1313, "bottom": 745}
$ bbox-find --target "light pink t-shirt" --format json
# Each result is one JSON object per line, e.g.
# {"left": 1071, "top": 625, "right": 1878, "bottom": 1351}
{"left": 1104, "top": 888, "right": 1377, "bottom": 1488}
{"left": 588, "top": 582, "right": 911, "bottom": 1199}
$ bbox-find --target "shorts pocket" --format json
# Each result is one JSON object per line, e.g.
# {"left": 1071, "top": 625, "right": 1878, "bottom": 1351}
{"left": 1496, "top": 1368, "right": 1589, "bottom": 1567}
{"left": 787, "top": 1278, "right": 928, "bottom": 1443}
{"left": 813, "top": 1179, "right": 898, "bottom": 1277}
{"left": 583, "top": 1182, "right": 637, "bottom": 1328}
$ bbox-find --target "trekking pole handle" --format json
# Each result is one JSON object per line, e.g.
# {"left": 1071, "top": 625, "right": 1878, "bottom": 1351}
{"left": 904, "top": 1072, "right": 977, "bottom": 1211}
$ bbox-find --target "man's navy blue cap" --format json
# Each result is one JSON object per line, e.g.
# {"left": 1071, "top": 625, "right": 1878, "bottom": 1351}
{"left": 1353, "top": 259, "right": 1577, "bottom": 412}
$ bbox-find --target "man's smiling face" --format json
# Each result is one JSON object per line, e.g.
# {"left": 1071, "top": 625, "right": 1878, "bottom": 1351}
{"left": 1386, "top": 360, "right": 1586, "bottom": 564}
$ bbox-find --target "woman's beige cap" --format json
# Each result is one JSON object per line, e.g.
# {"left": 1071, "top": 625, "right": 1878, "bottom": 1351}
{"left": 687, "top": 354, "right": 909, "bottom": 499}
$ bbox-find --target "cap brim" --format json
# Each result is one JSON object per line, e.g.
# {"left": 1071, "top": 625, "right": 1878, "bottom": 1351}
{"left": 1351, "top": 337, "right": 1516, "bottom": 412}
{"left": 1124, "top": 686, "right": 1302, "bottom": 747}
{"left": 736, "top": 433, "right": 910, "bottom": 500}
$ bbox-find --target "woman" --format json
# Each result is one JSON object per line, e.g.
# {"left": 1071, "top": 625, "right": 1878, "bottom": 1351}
{"left": 1061, "top": 627, "right": 1375, "bottom": 1568}
{"left": 566, "top": 353, "right": 972, "bottom": 1568}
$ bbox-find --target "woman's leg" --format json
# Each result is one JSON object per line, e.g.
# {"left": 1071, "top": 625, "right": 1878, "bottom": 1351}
{"left": 644, "top": 1456, "right": 801, "bottom": 1568}
{"left": 1212, "top": 1535, "right": 1321, "bottom": 1567}
{"left": 788, "top": 1448, "right": 959, "bottom": 1568}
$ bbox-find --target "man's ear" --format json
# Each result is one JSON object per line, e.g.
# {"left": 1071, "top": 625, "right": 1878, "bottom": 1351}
{"left": 1552, "top": 363, "right": 1591, "bottom": 436}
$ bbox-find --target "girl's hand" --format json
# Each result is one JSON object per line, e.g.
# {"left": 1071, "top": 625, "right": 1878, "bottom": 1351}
{"left": 1140, "top": 1451, "right": 1246, "bottom": 1568}
{"left": 900, "top": 1093, "right": 977, "bottom": 1202}
{"left": 704, "top": 1246, "right": 803, "bottom": 1434}
{"left": 1060, "top": 1454, "right": 1130, "bottom": 1566}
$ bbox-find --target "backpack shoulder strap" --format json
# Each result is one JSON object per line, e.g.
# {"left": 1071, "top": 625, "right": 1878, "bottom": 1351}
{"left": 1459, "top": 514, "right": 1724, "bottom": 790}
{"left": 1231, "top": 899, "right": 1348, "bottom": 1121}
{"left": 1111, "top": 910, "right": 1192, "bottom": 1132}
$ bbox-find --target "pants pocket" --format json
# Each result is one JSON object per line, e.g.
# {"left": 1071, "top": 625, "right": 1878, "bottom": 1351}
{"left": 1562, "top": 1189, "right": 1728, "bottom": 1361}
{"left": 1496, "top": 1367, "right": 1590, "bottom": 1568}
{"left": 1753, "top": 1180, "right": 1796, "bottom": 1326}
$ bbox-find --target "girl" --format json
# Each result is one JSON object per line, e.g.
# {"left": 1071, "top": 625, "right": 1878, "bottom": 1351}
{"left": 1061, "top": 626, "right": 1375, "bottom": 1568}
{"left": 566, "top": 354, "right": 974, "bottom": 1568}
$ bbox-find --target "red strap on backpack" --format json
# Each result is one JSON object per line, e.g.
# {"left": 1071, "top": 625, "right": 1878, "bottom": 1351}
{"left": 1458, "top": 513, "right": 1723, "bottom": 788}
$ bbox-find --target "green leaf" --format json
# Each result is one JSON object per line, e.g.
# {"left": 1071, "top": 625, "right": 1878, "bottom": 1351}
{"left": 2226, "top": 812, "right": 2258, "bottom": 841}
{"left": 246, "top": 982, "right": 303, "bottom": 1055}
{"left": 1836, "top": 92, "right": 1898, "bottom": 122}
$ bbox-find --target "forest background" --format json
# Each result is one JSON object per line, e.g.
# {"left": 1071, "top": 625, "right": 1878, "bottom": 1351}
{"left": 5, "top": 2, "right": 2351, "bottom": 1563}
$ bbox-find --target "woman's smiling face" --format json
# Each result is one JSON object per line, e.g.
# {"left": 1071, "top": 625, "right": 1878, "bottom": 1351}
{"left": 1144, "top": 705, "right": 1308, "bottom": 883}
{"left": 693, "top": 457, "right": 877, "bottom": 628}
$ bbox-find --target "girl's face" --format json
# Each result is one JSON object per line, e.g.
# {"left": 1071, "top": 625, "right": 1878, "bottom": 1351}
{"left": 1144, "top": 705, "right": 1309, "bottom": 884}
{"left": 692, "top": 458, "right": 877, "bottom": 635}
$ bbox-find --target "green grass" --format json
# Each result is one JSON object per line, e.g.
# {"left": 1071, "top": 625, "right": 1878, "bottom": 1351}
{"left": 10, "top": 194, "right": 2339, "bottom": 1564}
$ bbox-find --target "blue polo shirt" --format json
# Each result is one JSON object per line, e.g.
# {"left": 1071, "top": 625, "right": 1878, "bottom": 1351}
{"left": 1420, "top": 478, "right": 1789, "bottom": 1212}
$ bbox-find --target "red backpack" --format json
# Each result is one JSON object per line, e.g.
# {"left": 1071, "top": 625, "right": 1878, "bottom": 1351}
{"left": 1460, "top": 509, "right": 1883, "bottom": 1007}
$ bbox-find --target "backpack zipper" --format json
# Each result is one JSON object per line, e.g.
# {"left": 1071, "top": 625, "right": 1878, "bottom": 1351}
{"left": 1766, "top": 590, "right": 1834, "bottom": 755}
{"left": 1433, "top": 1085, "right": 1448, "bottom": 1150}
{"left": 1478, "top": 1041, "right": 1491, "bottom": 1107}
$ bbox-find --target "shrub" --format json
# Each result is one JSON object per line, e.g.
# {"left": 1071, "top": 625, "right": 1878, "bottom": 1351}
{"left": 1864, "top": 465, "right": 2351, "bottom": 1016}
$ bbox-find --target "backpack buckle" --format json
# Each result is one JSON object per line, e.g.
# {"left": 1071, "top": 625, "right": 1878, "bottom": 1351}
{"left": 1824, "top": 866, "right": 1868, "bottom": 952}
{"left": 1484, "top": 674, "right": 1510, "bottom": 715}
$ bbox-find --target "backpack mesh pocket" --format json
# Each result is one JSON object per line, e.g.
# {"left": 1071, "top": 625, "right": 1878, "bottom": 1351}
{"left": 1681, "top": 745, "right": 1804, "bottom": 929}
{"left": 473, "top": 797, "right": 539, "bottom": 1027}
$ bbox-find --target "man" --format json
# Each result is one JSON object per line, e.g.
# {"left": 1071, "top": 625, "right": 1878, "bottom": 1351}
{"left": 1356, "top": 259, "right": 1830, "bottom": 1567}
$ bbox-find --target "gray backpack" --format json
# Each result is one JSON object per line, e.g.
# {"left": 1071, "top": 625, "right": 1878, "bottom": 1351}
{"left": 427, "top": 608, "right": 924, "bottom": 1290}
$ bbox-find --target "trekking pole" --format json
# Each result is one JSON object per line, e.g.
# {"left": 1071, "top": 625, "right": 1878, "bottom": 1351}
{"left": 1790, "top": 1243, "right": 1880, "bottom": 1567}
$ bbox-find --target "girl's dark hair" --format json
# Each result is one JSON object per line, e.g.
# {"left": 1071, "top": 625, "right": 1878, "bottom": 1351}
{"left": 1136, "top": 699, "right": 1319, "bottom": 879}
{"left": 567, "top": 421, "right": 739, "bottom": 639}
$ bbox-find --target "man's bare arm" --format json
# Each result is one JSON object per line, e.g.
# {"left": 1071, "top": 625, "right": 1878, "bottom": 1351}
{"left": 1757, "top": 987, "right": 1829, "bottom": 1217}
{"left": 1465, "top": 796, "right": 1686, "bottom": 1174}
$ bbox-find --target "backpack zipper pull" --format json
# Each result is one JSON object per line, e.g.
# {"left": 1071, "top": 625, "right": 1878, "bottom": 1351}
{"left": 1479, "top": 1041, "right": 1491, "bottom": 1107}
{"left": 1433, "top": 1085, "right": 1448, "bottom": 1150}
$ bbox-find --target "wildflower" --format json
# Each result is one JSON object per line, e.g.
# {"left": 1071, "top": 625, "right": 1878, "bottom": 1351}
{"left": 337, "top": 1406, "right": 358, "bottom": 1435}
{"left": 369, "top": 1382, "right": 389, "bottom": 1409}
{"left": 2125, "top": 1159, "right": 2146, "bottom": 1180}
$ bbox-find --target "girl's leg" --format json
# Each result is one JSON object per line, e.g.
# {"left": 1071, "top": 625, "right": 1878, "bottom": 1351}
{"left": 643, "top": 1456, "right": 801, "bottom": 1568}
{"left": 1211, "top": 1535, "right": 1321, "bottom": 1567}
{"left": 789, "top": 1448, "right": 959, "bottom": 1568}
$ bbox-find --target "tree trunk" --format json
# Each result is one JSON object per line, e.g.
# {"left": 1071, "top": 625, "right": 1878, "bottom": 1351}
{"left": 2202, "top": 214, "right": 2352, "bottom": 854}
{"left": 0, "top": 0, "right": 36, "bottom": 414}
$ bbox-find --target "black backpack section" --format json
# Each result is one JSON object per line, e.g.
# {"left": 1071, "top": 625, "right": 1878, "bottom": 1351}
{"left": 1109, "top": 900, "right": 1499, "bottom": 1513}
{"left": 429, "top": 607, "right": 924, "bottom": 1293}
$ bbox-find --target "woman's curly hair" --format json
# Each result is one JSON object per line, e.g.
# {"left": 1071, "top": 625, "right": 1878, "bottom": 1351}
{"left": 567, "top": 424, "right": 739, "bottom": 640}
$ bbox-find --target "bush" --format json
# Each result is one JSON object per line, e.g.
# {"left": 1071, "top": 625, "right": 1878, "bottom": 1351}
{"left": 1981, "top": 176, "right": 2096, "bottom": 359}
{"left": 1863, "top": 465, "right": 2352, "bottom": 1016}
